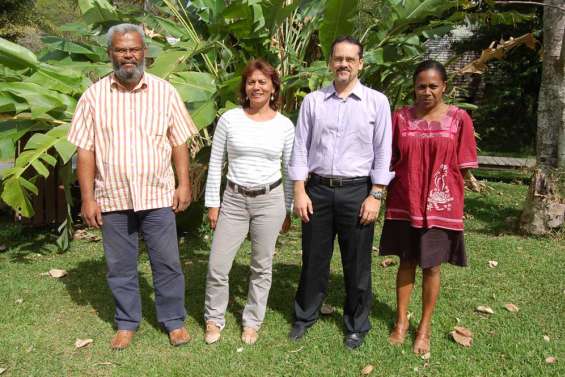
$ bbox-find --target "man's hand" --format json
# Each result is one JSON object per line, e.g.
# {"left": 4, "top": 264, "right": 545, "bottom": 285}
{"left": 280, "top": 213, "right": 292, "bottom": 233}
{"left": 208, "top": 207, "right": 219, "bottom": 230}
{"left": 359, "top": 196, "right": 381, "bottom": 225}
{"left": 172, "top": 184, "right": 192, "bottom": 213}
{"left": 81, "top": 199, "right": 103, "bottom": 228}
{"left": 293, "top": 190, "right": 313, "bottom": 223}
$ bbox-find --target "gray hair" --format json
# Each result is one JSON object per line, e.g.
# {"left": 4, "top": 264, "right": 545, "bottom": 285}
{"left": 106, "top": 23, "right": 146, "bottom": 49}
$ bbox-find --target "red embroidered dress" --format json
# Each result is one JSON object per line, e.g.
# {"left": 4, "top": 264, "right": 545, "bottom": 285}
{"left": 385, "top": 105, "right": 478, "bottom": 231}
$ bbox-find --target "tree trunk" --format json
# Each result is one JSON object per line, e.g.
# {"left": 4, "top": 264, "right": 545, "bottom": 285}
{"left": 520, "top": 0, "right": 565, "bottom": 234}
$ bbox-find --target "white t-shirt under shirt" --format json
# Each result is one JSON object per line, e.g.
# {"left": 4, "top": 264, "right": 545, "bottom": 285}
{"left": 205, "top": 107, "right": 295, "bottom": 211}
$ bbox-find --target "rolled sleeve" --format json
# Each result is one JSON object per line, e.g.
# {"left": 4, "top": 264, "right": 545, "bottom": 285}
{"left": 288, "top": 95, "right": 312, "bottom": 181}
{"left": 67, "top": 95, "right": 95, "bottom": 151}
{"left": 370, "top": 95, "right": 394, "bottom": 185}
{"left": 168, "top": 89, "right": 198, "bottom": 147}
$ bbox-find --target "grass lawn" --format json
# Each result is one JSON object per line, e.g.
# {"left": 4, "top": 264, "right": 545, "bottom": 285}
{"left": 0, "top": 181, "right": 563, "bottom": 376}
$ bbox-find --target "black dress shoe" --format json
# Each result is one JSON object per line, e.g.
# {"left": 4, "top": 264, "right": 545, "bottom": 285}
{"left": 344, "top": 332, "right": 366, "bottom": 349}
{"left": 288, "top": 324, "right": 307, "bottom": 341}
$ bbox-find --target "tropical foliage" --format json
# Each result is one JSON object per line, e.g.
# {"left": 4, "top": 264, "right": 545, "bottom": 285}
{"left": 0, "top": 0, "right": 535, "bottom": 249}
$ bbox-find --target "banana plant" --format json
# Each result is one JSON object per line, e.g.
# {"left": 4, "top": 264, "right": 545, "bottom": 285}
{"left": 0, "top": 0, "right": 535, "bottom": 250}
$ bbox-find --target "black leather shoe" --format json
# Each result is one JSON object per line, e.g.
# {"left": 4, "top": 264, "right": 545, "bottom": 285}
{"left": 344, "top": 332, "right": 366, "bottom": 349}
{"left": 288, "top": 324, "right": 307, "bottom": 341}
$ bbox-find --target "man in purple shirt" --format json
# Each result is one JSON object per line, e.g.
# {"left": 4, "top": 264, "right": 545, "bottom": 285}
{"left": 288, "top": 36, "right": 393, "bottom": 349}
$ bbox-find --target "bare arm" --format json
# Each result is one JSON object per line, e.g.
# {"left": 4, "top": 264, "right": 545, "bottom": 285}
{"left": 171, "top": 143, "right": 192, "bottom": 213}
{"left": 77, "top": 147, "right": 102, "bottom": 228}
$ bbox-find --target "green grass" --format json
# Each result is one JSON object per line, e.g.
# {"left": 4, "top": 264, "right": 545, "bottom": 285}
{"left": 0, "top": 182, "right": 563, "bottom": 376}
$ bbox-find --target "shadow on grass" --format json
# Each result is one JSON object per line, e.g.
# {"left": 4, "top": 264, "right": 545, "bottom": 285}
{"left": 464, "top": 195, "right": 522, "bottom": 235}
{"left": 182, "top": 249, "right": 302, "bottom": 330}
{"left": 61, "top": 257, "right": 162, "bottom": 332}
{"left": 59, "top": 234, "right": 395, "bottom": 336}
{"left": 182, "top": 244, "right": 395, "bottom": 335}
{"left": 0, "top": 224, "right": 60, "bottom": 264}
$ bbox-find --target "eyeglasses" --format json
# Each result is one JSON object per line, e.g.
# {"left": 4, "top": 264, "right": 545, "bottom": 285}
{"left": 331, "top": 56, "right": 358, "bottom": 64}
{"left": 112, "top": 47, "right": 144, "bottom": 55}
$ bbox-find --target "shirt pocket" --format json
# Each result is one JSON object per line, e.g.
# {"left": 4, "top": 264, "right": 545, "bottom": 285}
{"left": 348, "top": 120, "right": 374, "bottom": 146}
{"left": 144, "top": 108, "right": 168, "bottom": 136}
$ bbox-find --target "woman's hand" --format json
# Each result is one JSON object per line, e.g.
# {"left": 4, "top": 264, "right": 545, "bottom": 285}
{"left": 280, "top": 213, "right": 292, "bottom": 233}
{"left": 208, "top": 207, "right": 220, "bottom": 230}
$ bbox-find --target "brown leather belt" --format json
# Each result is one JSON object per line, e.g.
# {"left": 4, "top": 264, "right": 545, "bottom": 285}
{"left": 309, "top": 173, "right": 370, "bottom": 188}
{"left": 227, "top": 179, "right": 282, "bottom": 197}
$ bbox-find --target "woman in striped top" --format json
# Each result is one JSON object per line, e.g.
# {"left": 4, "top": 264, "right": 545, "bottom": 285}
{"left": 203, "top": 59, "right": 294, "bottom": 345}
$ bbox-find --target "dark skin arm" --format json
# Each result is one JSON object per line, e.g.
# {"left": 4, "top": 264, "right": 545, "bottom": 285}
{"left": 77, "top": 147, "right": 103, "bottom": 228}
{"left": 171, "top": 143, "right": 192, "bottom": 213}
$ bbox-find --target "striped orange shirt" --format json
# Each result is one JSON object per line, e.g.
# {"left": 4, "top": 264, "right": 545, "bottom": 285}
{"left": 68, "top": 73, "right": 197, "bottom": 212}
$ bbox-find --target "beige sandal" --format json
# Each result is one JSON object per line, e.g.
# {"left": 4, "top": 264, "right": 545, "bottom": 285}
{"left": 241, "top": 326, "right": 258, "bottom": 345}
{"left": 204, "top": 321, "right": 221, "bottom": 344}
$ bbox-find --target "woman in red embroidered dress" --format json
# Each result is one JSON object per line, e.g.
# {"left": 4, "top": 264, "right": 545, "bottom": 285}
{"left": 379, "top": 60, "right": 478, "bottom": 354}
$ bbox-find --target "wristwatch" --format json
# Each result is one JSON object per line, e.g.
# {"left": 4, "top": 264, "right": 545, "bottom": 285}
{"left": 369, "top": 190, "right": 384, "bottom": 200}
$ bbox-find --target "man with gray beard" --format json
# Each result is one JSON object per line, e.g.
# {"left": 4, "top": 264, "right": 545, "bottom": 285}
{"left": 67, "top": 23, "right": 198, "bottom": 349}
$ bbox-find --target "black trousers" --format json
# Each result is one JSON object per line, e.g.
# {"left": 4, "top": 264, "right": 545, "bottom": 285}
{"left": 293, "top": 179, "right": 374, "bottom": 334}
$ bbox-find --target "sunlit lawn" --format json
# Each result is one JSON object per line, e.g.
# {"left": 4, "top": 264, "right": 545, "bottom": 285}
{"left": 0, "top": 181, "right": 563, "bottom": 376}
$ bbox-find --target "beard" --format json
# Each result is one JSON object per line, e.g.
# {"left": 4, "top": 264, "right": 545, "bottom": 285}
{"left": 112, "top": 59, "right": 145, "bottom": 85}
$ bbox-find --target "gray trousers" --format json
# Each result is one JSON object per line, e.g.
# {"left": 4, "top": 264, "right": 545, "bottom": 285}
{"left": 204, "top": 185, "right": 286, "bottom": 330}
{"left": 101, "top": 207, "right": 186, "bottom": 332}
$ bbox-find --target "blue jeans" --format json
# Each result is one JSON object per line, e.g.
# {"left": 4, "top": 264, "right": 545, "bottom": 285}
{"left": 101, "top": 207, "right": 186, "bottom": 332}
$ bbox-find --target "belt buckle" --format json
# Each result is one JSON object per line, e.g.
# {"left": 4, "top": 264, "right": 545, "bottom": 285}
{"left": 329, "top": 177, "right": 342, "bottom": 188}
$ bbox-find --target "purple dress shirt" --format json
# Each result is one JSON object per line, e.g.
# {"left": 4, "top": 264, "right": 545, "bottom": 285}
{"left": 288, "top": 80, "right": 394, "bottom": 185}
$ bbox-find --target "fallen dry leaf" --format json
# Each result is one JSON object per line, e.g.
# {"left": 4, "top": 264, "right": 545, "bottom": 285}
{"left": 488, "top": 260, "right": 498, "bottom": 268}
{"left": 15, "top": 298, "right": 23, "bottom": 304}
{"left": 75, "top": 338, "right": 93, "bottom": 349}
{"left": 450, "top": 330, "right": 472, "bottom": 347}
{"left": 289, "top": 346, "right": 304, "bottom": 353}
{"left": 94, "top": 362, "right": 114, "bottom": 367}
{"left": 73, "top": 229, "right": 101, "bottom": 242}
{"left": 48, "top": 269, "right": 67, "bottom": 278}
{"left": 504, "top": 303, "right": 519, "bottom": 313}
{"left": 543, "top": 335, "right": 550, "bottom": 342}
{"left": 476, "top": 305, "right": 494, "bottom": 315}
{"left": 320, "top": 303, "right": 335, "bottom": 315}
{"left": 372, "top": 246, "right": 378, "bottom": 252}
{"left": 236, "top": 347, "right": 243, "bottom": 353}
{"left": 380, "top": 258, "right": 396, "bottom": 267}
{"left": 454, "top": 326, "right": 473, "bottom": 338}
{"left": 361, "top": 364, "right": 374, "bottom": 375}
{"left": 545, "top": 356, "right": 556, "bottom": 364}
{"left": 421, "top": 352, "right": 431, "bottom": 360}
{"left": 0, "top": 367, "right": 6, "bottom": 375}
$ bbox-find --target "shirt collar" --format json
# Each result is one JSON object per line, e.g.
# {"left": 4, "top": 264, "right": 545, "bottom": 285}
{"left": 110, "top": 73, "right": 148, "bottom": 92}
{"left": 323, "top": 79, "right": 364, "bottom": 100}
